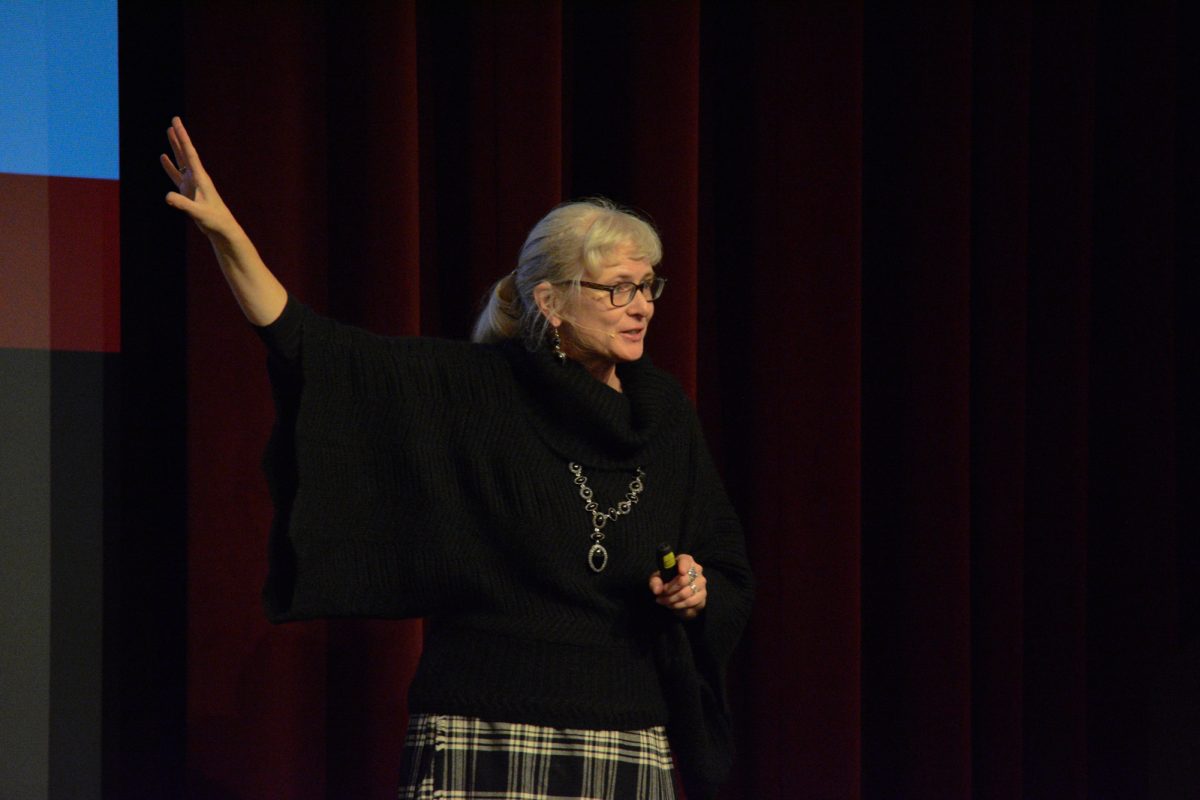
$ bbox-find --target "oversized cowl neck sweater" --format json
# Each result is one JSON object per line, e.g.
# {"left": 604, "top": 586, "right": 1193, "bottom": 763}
{"left": 256, "top": 296, "right": 753, "bottom": 792}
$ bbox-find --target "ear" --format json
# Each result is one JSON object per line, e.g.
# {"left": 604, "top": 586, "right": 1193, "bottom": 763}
{"left": 533, "top": 281, "right": 563, "bottom": 327}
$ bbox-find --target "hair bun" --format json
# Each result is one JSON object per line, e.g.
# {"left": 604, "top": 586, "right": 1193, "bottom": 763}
{"left": 496, "top": 272, "right": 521, "bottom": 318}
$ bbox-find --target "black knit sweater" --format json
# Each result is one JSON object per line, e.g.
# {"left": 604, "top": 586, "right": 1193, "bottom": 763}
{"left": 256, "top": 295, "right": 753, "bottom": 762}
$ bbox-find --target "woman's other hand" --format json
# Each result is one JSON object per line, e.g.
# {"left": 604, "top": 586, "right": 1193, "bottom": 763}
{"left": 649, "top": 553, "right": 707, "bottom": 620}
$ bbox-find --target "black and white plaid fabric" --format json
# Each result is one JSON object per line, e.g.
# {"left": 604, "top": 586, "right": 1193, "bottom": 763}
{"left": 398, "top": 714, "right": 677, "bottom": 800}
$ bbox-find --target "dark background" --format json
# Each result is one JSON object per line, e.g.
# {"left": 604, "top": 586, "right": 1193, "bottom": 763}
{"left": 113, "top": 2, "right": 1196, "bottom": 798}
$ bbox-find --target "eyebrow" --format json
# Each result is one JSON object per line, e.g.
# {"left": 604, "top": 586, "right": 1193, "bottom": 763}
{"left": 609, "top": 269, "right": 656, "bottom": 282}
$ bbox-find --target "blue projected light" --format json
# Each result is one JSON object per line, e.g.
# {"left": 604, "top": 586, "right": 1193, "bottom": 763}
{"left": 0, "top": 0, "right": 119, "bottom": 180}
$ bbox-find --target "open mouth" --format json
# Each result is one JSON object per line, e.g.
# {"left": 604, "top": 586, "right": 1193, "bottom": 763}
{"left": 618, "top": 329, "right": 644, "bottom": 342}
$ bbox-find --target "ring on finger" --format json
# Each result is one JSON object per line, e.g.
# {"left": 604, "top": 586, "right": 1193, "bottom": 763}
{"left": 687, "top": 567, "right": 698, "bottom": 579}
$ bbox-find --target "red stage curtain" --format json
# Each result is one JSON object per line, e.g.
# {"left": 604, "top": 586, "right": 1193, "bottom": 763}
{"left": 164, "top": 2, "right": 1195, "bottom": 798}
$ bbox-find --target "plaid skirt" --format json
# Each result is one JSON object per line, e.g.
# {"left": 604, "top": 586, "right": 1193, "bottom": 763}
{"left": 398, "top": 714, "right": 677, "bottom": 800}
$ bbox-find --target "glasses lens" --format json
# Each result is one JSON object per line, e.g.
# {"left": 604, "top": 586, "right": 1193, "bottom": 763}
{"left": 614, "top": 283, "right": 638, "bottom": 306}
{"left": 610, "top": 279, "right": 665, "bottom": 306}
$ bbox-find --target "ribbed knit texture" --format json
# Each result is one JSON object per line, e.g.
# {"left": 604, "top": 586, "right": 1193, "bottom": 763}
{"left": 256, "top": 295, "right": 753, "bottom": 739}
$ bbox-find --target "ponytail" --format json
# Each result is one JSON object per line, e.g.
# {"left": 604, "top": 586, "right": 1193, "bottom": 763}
{"left": 472, "top": 271, "right": 523, "bottom": 344}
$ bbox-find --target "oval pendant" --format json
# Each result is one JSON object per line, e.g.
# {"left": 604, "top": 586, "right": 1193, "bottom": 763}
{"left": 588, "top": 543, "right": 609, "bottom": 573}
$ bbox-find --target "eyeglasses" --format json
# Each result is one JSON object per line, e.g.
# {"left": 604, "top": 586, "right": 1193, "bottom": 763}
{"left": 576, "top": 276, "right": 667, "bottom": 307}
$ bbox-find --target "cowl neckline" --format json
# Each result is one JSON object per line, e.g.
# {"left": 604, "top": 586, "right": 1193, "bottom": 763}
{"left": 498, "top": 339, "right": 688, "bottom": 470}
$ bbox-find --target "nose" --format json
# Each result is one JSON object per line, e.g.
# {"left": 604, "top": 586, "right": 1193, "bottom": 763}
{"left": 626, "top": 289, "right": 652, "bottom": 318}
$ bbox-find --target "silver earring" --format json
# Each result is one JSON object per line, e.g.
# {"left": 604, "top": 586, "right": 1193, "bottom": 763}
{"left": 551, "top": 326, "right": 566, "bottom": 364}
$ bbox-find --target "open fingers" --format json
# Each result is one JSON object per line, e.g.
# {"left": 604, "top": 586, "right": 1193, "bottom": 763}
{"left": 171, "top": 116, "right": 203, "bottom": 170}
{"left": 160, "top": 152, "right": 183, "bottom": 184}
{"left": 167, "top": 125, "right": 185, "bottom": 170}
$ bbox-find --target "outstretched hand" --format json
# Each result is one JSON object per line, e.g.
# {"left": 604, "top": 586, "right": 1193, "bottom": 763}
{"left": 649, "top": 553, "right": 707, "bottom": 620}
{"left": 160, "top": 116, "right": 237, "bottom": 238}
{"left": 157, "top": 116, "right": 287, "bottom": 325}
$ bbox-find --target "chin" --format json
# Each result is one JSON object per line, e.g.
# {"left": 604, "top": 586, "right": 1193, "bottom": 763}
{"left": 614, "top": 344, "right": 644, "bottom": 362}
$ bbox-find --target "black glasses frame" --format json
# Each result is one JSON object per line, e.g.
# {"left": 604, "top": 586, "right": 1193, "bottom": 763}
{"left": 576, "top": 276, "right": 667, "bottom": 307}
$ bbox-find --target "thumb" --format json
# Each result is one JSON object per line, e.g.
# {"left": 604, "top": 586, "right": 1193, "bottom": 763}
{"left": 165, "top": 191, "right": 202, "bottom": 216}
{"left": 165, "top": 190, "right": 189, "bottom": 208}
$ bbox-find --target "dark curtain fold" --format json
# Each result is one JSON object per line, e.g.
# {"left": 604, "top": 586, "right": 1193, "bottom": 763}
{"left": 968, "top": 5, "right": 1031, "bottom": 798}
{"left": 115, "top": 1, "right": 1194, "bottom": 798}
{"left": 862, "top": 4, "right": 974, "bottom": 797}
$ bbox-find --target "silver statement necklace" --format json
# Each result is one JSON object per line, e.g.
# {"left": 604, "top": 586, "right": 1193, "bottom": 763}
{"left": 567, "top": 462, "right": 646, "bottom": 573}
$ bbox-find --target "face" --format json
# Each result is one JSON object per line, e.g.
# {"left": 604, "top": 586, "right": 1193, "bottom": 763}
{"left": 560, "top": 243, "right": 657, "bottom": 365}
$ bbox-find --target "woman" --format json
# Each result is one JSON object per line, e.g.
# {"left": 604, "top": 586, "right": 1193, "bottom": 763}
{"left": 162, "top": 116, "right": 752, "bottom": 799}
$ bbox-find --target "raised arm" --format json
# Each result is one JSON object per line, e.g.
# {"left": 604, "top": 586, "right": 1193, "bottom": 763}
{"left": 161, "top": 116, "right": 287, "bottom": 326}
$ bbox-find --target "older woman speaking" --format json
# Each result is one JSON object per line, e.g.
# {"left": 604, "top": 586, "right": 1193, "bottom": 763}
{"left": 163, "top": 115, "right": 753, "bottom": 800}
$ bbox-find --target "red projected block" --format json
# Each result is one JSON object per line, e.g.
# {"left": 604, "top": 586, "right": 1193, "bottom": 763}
{"left": 0, "top": 173, "right": 120, "bottom": 353}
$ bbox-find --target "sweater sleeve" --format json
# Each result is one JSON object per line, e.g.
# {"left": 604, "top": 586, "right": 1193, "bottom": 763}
{"left": 656, "top": 411, "right": 754, "bottom": 799}
{"left": 253, "top": 292, "right": 305, "bottom": 367}
{"left": 259, "top": 300, "right": 471, "bottom": 622}
{"left": 682, "top": 412, "right": 755, "bottom": 670}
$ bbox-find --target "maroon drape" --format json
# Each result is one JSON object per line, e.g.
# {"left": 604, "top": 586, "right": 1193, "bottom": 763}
{"left": 166, "top": 2, "right": 1194, "bottom": 799}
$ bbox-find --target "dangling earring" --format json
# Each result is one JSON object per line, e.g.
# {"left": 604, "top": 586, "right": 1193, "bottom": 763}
{"left": 551, "top": 326, "right": 566, "bottom": 364}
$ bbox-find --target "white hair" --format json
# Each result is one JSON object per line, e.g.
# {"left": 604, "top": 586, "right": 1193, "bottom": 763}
{"left": 472, "top": 198, "right": 662, "bottom": 348}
